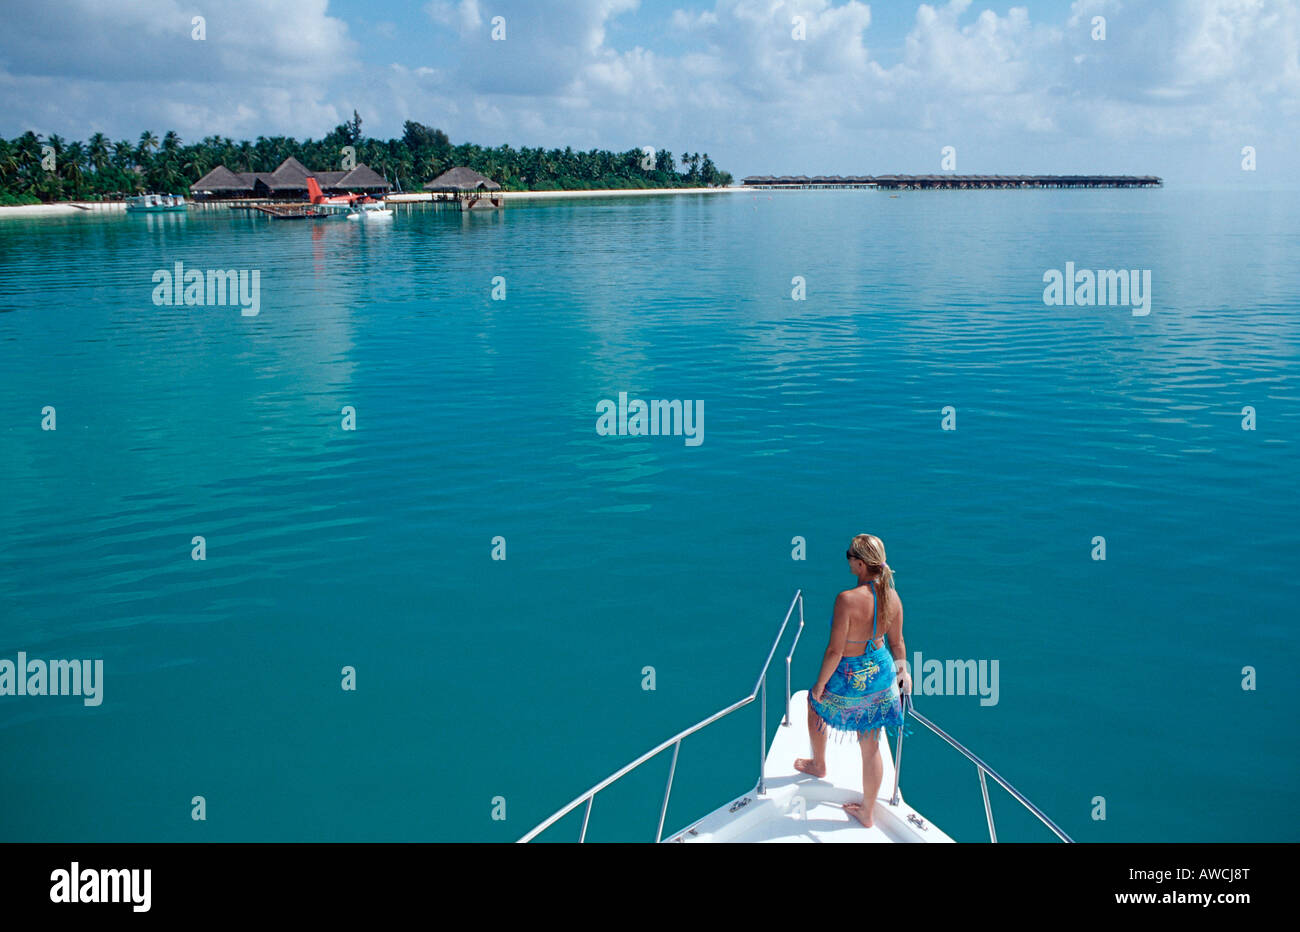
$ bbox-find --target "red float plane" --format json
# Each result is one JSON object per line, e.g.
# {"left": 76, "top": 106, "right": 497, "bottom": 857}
{"left": 306, "top": 177, "right": 392, "bottom": 219}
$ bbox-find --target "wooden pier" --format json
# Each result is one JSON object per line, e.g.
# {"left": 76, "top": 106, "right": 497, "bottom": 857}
{"left": 742, "top": 174, "right": 1162, "bottom": 190}
{"left": 230, "top": 202, "right": 331, "bottom": 219}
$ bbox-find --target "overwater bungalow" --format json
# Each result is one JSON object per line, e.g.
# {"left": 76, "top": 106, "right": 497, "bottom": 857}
{"left": 424, "top": 166, "right": 503, "bottom": 210}
{"left": 190, "top": 157, "right": 391, "bottom": 201}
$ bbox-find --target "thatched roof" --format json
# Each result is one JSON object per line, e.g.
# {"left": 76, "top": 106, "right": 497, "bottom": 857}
{"left": 336, "top": 165, "right": 390, "bottom": 190}
{"left": 424, "top": 167, "right": 501, "bottom": 192}
{"left": 269, "top": 156, "right": 311, "bottom": 188}
{"left": 189, "top": 158, "right": 393, "bottom": 198}
{"left": 190, "top": 165, "right": 249, "bottom": 193}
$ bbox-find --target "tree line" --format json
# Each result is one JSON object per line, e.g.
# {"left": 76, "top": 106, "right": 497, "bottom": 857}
{"left": 0, "top": 113, "right": 733, "bottom": 204}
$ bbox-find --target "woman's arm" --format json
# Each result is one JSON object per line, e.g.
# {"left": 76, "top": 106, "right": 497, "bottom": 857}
{"left": 887, "top": 594, "right": 911, "bottom": 694}
{"left": 812, "top": 592, "right": 850, "bottom": 700}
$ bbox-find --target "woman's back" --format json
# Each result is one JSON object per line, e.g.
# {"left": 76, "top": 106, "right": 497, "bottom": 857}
{"left": 840, "top": 581, "right": 900, "bottom": 657}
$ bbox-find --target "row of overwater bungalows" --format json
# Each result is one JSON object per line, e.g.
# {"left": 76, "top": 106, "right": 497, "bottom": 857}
{"left": 741, "top": 174, "right": 1162, "bottom": 189}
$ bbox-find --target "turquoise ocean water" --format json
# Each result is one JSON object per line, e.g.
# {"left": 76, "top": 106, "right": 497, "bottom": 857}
{"left": 1, "top": 188, "right": 1296, "bottom": 842}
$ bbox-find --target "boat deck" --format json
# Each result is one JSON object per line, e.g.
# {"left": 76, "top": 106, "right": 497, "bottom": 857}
{"left": 521, "top": 590, "right": 1069, "bottom": 844}
{"left": 670, "top": 690, "right": 954, "bottom": 843}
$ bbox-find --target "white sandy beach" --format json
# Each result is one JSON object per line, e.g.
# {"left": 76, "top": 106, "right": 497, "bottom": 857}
{"left": 0, "top": 201, "right": 125, "bottom": 218}
{"left": 0, "top": 187, "right": 746, "bottom": 219}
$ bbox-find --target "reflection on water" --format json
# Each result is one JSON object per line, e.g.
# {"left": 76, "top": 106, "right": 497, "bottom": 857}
{"left": 0, "top": 189, "right": 1296, "bottom": 841}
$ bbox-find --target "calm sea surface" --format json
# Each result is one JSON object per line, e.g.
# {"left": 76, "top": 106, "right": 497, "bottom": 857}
{"left": 1, "top": 188, "right": 1296, "bottom": 841}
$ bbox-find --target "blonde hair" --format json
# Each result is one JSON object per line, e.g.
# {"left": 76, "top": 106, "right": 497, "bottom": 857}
{"left": 848, "top": 533, "right": 894, "bottom": 622}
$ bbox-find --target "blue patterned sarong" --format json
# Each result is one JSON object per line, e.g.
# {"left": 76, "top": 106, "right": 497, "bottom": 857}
{"left": 809, "top": 643, "right": 906, "bottom": 741}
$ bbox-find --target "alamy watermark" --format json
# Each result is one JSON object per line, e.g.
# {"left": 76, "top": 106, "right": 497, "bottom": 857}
{"left": 596, "top": 392, "right": 703, "bottom": 446}
{"left": 897, "top": 652, "right": 999, "bottom": 706}
{"left": 1042, "top": 262, "right": 1150, "bottom": 316}
{"left": 0, "top": 651, "right": 103, "bottom": 706}
{"left": 152, "top": 262, "right": 261, "bottom": 317}
{"left": 50, "top": 862, "right": 150, "bottom": 912}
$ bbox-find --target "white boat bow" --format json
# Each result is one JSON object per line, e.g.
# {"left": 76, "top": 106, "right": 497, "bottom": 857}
{"left": 667, "top": 689, "right": 953, "bottom": 843}
{"left": 520, "top": 590, "right": 1072, "bottom": 844}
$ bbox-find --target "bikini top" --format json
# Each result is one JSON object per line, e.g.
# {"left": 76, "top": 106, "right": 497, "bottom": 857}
{"left": 844, "top": 580, "right": 882, "bottom": 647}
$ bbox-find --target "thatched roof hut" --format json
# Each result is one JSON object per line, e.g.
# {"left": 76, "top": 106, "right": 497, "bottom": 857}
{"left": 191, "top": 165, "right": 252, "bottom": 196}
{"left": 189, "top": 157, "right": 391, "bottom": 199}
{"left": 269, "top": 156, "right": 311, "bottom": 189}
{"left": 333, "top": 165, "right": 389, "bottom": 190}
{"left": 424, "top": 167, "right": 501, "bottom": 192}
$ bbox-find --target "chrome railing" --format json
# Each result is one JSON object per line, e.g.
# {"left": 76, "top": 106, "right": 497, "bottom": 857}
{"left": 519, "top": 587, "right": 1073, "bottom": 843}
{"left": 518, "top": 589, "right": 805, "bottom": 843}
{"left": 889, "top": 693, "right": 1074, "bottom": 842}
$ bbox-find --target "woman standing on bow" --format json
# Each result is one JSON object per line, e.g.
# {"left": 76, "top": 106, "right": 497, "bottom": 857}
{"left": 794, "top": 533, "right": 912, "bottom": 828}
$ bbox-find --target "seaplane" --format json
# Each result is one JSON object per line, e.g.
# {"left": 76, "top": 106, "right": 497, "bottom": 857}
{"left": 306, "top": 178, "right": 393, "bottom": 220}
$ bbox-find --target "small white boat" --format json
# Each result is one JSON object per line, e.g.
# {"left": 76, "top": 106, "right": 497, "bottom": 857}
{"left": 520, "top": 590, "right": 1073, "bottom": 844}
{"left": 125, "top": 194, "right": 186, "bottom": 213}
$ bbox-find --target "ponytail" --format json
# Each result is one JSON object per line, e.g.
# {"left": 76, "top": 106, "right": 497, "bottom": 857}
{"left": 875, "top": 562, "right": 894, "bottom": 623}
{"left": 848, "top": 533, "right": 893, "bottom": 628}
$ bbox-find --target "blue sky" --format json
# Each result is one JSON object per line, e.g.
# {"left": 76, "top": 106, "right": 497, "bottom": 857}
{"left": 1, "top": 0, "right": 1296, "bottom": 183}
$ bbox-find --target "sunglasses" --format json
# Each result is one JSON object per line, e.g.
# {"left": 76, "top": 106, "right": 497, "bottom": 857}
{"left": 848, "top": 550, "right": 881, "bottom": 568}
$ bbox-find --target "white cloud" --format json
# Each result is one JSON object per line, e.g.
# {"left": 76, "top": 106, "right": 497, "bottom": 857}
{"left": 0, "top": 0, "right": 357, "bottom": 139}
{"left": 0, "top": 0, "right": 1296, "bottom": 181}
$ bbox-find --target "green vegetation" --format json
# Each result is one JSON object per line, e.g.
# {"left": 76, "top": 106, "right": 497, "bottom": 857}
{"left": 0, "top": 112, "right": 732, "bottom": 202}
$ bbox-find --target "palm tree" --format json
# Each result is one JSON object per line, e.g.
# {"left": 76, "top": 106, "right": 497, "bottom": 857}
{"left": 136, "top": 131, "right": 159, "bottom": 162}
{"left": 109, "top": 139, "right": 141, "bottom": 193}
{"left": 0, "top": 126, "right": 732, "bottom": 201}
{"left": 268, "top": 136, "right": 292, "bottom": 164}
{"left": 183, "top": 149, "right": 213, "bottom": 185}
{"left": 62, "top": 141, "right": 87, "bottom": 197}
{"left": 87, "top": 133, "right": 111, "bottom": 174}
{"left": 111, "top": 140, "right": 133, "bottom": 170}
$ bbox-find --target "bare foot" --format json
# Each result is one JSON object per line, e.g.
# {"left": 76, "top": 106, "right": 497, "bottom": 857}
{"left": 793, "top": 758, "right": 827, "bottom": 778}
{"left": 843, "top": 801, "right": 874, "bottom": 828}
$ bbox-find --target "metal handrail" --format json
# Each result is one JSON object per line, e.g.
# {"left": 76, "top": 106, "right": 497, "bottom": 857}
{"left": 518, "top": 589, "right": 804, "bottom": 843}
{"left": 782, "top": 595, "right": 806, "bottom": 726}
{"left": 519, "top": 587, "right": 1073, "bottom": 844}
{"left": 891, "top": 693, "right": 1074, "bottom": 843}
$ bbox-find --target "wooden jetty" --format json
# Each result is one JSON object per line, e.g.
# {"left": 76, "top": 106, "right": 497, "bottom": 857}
{"left": 232, "top": 202, "right": 332, "bottom": 219}
{"left": 742, "top": 174, "right": 1162, "bottom": 190}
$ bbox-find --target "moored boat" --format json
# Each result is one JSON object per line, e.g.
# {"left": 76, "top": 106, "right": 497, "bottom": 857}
{"left": 125, "top": 194, "right": 187, "bottom": 213}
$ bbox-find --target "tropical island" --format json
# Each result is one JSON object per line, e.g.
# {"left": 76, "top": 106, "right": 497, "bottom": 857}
{"left": 0, "top": 112, "right": 733, "bottom": 206}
